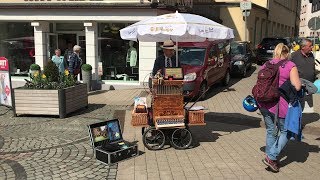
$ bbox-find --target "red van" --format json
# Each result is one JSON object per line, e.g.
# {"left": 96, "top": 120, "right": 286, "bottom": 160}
{"left": 179, "top": 41, "right": 231, "bottom": 100}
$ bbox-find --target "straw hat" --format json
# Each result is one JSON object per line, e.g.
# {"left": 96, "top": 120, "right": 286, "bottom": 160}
{"left": 161, "top": 40, "right": 176, "bottom": 50}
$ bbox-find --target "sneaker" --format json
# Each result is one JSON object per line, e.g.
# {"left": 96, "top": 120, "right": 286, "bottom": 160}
{"left": 262, "top": 156, "right": 279, "bottom": 172}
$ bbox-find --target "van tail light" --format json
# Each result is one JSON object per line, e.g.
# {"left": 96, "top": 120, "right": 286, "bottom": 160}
{"left": 257, "top": 44, "right": 262, "bottom": 49}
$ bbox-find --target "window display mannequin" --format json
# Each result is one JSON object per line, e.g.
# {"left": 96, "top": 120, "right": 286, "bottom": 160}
{"left": 126, "top": 41, "right": 137, "bottom": 67}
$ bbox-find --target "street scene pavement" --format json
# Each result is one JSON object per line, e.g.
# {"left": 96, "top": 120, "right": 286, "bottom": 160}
{"left": 1, "top": 65, "right": 320, "bottom": 180}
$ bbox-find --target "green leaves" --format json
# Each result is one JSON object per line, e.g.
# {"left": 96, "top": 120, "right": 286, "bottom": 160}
{"left": 24, "top": 69, "right": 78, "bottom": 89}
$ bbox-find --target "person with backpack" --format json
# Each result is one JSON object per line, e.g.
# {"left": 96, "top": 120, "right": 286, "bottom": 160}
{"left": 252, "top": 43, "right": 301, "bottom": 172}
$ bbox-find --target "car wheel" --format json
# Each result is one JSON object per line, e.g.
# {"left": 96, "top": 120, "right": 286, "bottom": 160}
{"left": 242, "top": 68, "right": 247, "bottom": 78}
{"left": 198, "top": 82, "right": 207, "bottom": 100}
{"left": 222, "top": 70, "right": 230, "bottom": 86}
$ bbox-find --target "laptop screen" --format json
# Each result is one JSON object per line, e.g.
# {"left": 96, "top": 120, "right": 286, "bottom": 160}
{"left": 88, "top": 119, "right": 123, "bottom": 147}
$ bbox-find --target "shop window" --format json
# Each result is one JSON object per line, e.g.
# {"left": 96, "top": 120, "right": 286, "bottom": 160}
{"left": 98, "top": 23, "right": 139, "bottom": 82}
{"left": 0, "top": 22, "right": 34, "bottom": 76}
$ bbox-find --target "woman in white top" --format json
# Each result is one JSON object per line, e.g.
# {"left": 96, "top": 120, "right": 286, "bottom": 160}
{"left": 51, "top": 49, "right": 65, "bottom": 74}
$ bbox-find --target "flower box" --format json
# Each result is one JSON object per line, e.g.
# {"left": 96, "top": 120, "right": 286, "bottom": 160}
{"left": 13, "top": 84, "right": 88, "bottom": 118}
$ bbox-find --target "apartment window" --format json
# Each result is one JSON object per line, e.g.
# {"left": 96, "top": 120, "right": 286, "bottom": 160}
{"left": 312, "top": 0, "right": 320, "bottom": 12}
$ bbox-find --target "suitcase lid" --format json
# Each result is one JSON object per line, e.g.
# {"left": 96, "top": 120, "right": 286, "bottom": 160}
{"left": 88, "top": 119, "right": 123, "bottom": 148}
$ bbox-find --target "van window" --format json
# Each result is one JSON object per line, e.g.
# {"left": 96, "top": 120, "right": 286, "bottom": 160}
{"left": 179, "top": 47, "right": 206, "bottom": 66}
{"left": 209, "top": 45, "right": 218, "bottom": 59}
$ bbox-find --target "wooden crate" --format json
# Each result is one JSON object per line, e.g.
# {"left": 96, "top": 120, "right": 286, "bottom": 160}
{"left": 131, "top": 110, "right": 148, "bottom": 127}
{"left": 188, "top": 110, "right": 206, "bottom": 125}
{"left": 13, "top": 84, "right": 88, "bottom": 118}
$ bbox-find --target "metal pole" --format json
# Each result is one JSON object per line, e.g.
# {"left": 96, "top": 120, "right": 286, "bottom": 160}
{"left": 245, "top": 10, "right": 247, "bottom": 41}
{"left": 314, "top": 17, "right": 316, "bottom": 48}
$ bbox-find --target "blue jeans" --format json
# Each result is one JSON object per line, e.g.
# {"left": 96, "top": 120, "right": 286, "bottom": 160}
{"left": 260, "top": 108, "right": 289, "bottom": 161}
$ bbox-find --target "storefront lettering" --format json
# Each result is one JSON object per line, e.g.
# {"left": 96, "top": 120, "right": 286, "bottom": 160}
{"left": 159, "top": 0, "right": 193, "bottom": 8}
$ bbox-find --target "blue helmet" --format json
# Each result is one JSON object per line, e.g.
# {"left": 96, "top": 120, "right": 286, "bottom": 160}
{"left": 243, "top": 95, "right": 258, "bottom": 112}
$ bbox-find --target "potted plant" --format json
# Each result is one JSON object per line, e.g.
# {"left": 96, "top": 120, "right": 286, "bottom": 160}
{"left": 81, "top": 64, "right": 92, "bottom": 92}
{"left": 29, "top": 64, "right": 40, "bottom": 76}
{"left": 14, "top": 61, "right": 88, "bottom": 118}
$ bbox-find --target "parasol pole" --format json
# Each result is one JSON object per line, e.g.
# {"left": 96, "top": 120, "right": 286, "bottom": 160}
{"left": 175, "top": 36, "right": 178, "bottom": 67}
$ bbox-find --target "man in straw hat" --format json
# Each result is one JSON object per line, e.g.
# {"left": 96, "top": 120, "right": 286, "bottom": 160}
{"left": 152, "top": 40, "right": 180, "bottom": 76}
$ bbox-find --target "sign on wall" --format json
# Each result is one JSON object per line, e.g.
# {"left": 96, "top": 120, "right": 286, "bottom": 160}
{"left": 240, "top": 0, "right": 252, "bottom": 10}
{"left": 0, "top": 57, "right": 12, "bottom": 107}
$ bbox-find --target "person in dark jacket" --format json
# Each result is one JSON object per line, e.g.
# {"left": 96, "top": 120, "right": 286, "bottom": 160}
{"left": 152, "top": 40, "right": 181, "bottom": 76}
{"left": 68, "top": 45, "right": 82, "bottom": 76}
{"left": 290, "top": 38, "right": 315, "bottom": 110}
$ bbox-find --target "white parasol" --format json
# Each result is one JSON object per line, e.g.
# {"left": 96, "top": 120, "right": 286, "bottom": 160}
{"left": 120, "top": 11, "right": 234, "bottom": 42}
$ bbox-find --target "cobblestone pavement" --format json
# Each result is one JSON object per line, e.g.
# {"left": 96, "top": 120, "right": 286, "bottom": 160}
{"left": 0, "top": 103, "right": 132, "bottom": 180}
{"left": 1, "top": 65, "right": 319, "bottom": 180}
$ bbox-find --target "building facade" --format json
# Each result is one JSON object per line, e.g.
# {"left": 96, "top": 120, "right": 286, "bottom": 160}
{"left": 0, "top": 0, "right": 301, "bottom": 89}
{"left": 217, "top": 0, "right": 300, "bottom": 47}
{"left": 299, "top": 0, "right": 320, "bottom": 37}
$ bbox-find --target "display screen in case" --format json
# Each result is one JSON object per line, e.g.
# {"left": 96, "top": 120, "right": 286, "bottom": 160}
{"left": 88, "top": 119, "right": 123, "bottom": 147}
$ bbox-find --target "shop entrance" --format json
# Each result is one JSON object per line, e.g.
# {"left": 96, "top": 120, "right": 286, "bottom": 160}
{"left": 48, "top": 33, "right": 86, "bottom": 64}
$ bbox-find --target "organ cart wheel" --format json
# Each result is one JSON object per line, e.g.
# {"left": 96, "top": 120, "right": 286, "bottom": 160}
{"left": 142, "top": 127, "right": 165, "bottom": 150}
{"left": 170, "top": 128, "right": 193, "bottom": 150}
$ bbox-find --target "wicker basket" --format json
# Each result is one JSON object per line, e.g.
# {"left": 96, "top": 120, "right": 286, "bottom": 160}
{"left": 188, "top": 110, "right": 205, "bottom": 125}
{"left": 131, "top": 110, "right": 148, "bottom": 126}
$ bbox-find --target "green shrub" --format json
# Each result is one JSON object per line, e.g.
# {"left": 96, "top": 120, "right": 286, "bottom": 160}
{"left": 81, "top": 64, "right": 92, "bottom": 72}
{"left": 30, "top": 64, "right": 40, "bottom": 71}
{"left": 43, "top": 60, "right": 59, "bottom": 82}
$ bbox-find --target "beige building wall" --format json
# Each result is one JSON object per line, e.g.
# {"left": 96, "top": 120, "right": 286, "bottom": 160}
{"left": 299, "top": 0, "right": 320, "bottom": 37}
{"left": 219, "top": 0, "right": 300, "bottom": 47}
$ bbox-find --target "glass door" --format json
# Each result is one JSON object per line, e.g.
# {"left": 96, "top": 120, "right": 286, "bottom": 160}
{"left": 77, "top": 35, "right": 86, "bottom": 64}
{"left": 48, "top": 33, "right": 58, "bottom": 60}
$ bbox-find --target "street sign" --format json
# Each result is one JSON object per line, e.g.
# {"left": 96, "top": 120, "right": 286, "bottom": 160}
{"left": 240, "top": 0, "right": 252, "bottom": 10}
{"left": 242, "top": 10, "right": 250, "bottom": 17}
{"left": 308, "top": 17, "right": 320, "bottom": 31}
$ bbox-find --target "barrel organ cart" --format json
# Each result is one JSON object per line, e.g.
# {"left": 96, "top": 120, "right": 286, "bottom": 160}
{"left": 132, "top": 78, "right": 206, "bottom": 150}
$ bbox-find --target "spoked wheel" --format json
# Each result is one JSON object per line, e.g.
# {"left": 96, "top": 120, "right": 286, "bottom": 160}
{"left": 142, "top": 127, "right": 165, "bottom": 150}
{"left": 170, "top": 128, "right": 193, "bottom": 150}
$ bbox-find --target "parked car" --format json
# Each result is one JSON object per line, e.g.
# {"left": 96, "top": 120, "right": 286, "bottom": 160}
{"left": 179, "top": 40, "right": 231, "bottom": 100}
{"left": 256, "top": 37, "right": 289, "bottom": 65}
{"left": 230, "top": 41, "right": 255, "bottom": 77}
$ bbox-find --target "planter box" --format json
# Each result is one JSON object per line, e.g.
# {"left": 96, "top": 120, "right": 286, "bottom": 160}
{"left": 13, "top": 84, "right": 88, "bottom": 118}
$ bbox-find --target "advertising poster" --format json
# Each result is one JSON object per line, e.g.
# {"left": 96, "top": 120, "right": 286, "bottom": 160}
{"left": 0, "top": 57, "right": 12, "bottom": 107}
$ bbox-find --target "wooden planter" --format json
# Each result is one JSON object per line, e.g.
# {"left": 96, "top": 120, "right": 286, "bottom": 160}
{"left": 13, "top": 84, "right": 88, "bottom": 118}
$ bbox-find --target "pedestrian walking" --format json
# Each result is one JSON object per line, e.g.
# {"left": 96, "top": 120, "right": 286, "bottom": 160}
{"left": 258, "top": 43, "right": 301, "bottom": 172}
{"left": 51, "top": 49, "right": 66, "bottom": 74}
{"left": 290, "top": 38, "right": 316, "bottom": 110}
{"left": 68, "top": 45, "right": 82, "bottom": 76}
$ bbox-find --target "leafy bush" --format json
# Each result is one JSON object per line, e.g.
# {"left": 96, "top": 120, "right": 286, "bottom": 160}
{"left": 81, "top": 64, "right": 92, "bottom": 72}
{"left": 43, "top": 61, "right": 59, "bottom": 82}
{"left": 24, "top": 69, "right": 78, "bottom": 89}
{"left": 30, "top": 64, "right": 40, "bottom": 71}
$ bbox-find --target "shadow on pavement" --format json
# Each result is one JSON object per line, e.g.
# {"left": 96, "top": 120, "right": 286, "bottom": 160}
{"left": 260, "top": 141, "right": 320, "bottom": 168}
{"left": 302, "top": 113, "right": 320, "bottom": 126}
{"left": 205, "top": 112, "right": 262, "bottom": 128}
{"left": 70, "top": 104, "right": 106, "bottom": 116}
{"left": 189, "top": 112, "right": 261, "bottom": 147}
{"left": 88, "top": 90, "right": 108, "bottom": 96}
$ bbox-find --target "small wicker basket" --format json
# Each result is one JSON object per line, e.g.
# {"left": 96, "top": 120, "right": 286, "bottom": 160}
{"left": 188, "top": 110, "right": 205, "bottom": 125}
{"left": 131, "top": 110, "right": 148, "bottom": 126}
